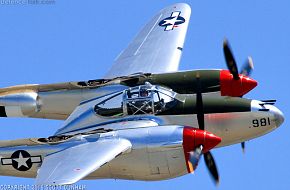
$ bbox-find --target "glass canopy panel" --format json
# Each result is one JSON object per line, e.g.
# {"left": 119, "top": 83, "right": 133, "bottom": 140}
{"left": 94, "top": 84, "right": 178, "bottom": 117}
{"left": 94, "top": 92, "right": 124, "bottom": 117}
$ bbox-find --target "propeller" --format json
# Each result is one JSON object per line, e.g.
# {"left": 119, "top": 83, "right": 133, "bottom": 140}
{"left": 189, "top": 145, "right": 203, "bottom": 171}
{"left": 191, "top": 73, "right": 220, "bottom": 185}
{"left": 223, "top": 39, "right": 254, "bottom": 78}
{"left": 204, "top": 151, "right": 219, "bottom": 184}
{"left": 240, "top": 57, "right": 254, "bottom": 76}
{"left": 241, "top": 141, "right": 245, "bottom": 153}
{"left": 223, "top": 39, "right": 240, "bottom": 80}
{"left": 196, "top": 73, "right": 204, "bottom": 130}
{"left": 223, "top": 39, "right": 255, "bottom": 152}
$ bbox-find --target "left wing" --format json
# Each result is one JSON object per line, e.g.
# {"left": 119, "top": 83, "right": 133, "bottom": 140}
{"left": 36, "top": 138, "right": 132, "bottom": 185}
{"left": 105, "top": 3, "right": 191, "bottom": 78}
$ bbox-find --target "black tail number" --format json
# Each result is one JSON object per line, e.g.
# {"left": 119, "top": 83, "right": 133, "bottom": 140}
{"left": 252, "top": 117, "right": 271, "bottom": 128}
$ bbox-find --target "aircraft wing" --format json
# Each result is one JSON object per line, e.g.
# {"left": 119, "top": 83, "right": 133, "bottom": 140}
{"left": 35, "top": 138, "right": 132, "bottom": 185}
{"left": 104, "top": 3, "right": 191, "bottom": 78}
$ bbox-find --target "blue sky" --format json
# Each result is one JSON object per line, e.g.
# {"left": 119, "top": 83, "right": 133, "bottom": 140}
{"left": 0, "top": 0, "right": 289, "bottom": 189}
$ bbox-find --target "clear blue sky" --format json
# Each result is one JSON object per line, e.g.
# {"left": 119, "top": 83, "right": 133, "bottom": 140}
{"left": 0, "top": 0, "right": 289, "bottom": 189}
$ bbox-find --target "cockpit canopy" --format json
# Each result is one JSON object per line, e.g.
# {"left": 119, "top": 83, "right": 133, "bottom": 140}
{"left": 94, "top": 84, "right": 177, "bottom": 117}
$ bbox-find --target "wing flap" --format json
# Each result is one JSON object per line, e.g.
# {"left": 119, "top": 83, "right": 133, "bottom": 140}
{"left": 35, "top": 138, "right": 132, "bottom": 185}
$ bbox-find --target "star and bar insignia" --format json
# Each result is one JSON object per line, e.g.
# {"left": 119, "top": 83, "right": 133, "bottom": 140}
{"left": 1, "top": 150, "right": 42, "bottom": 171}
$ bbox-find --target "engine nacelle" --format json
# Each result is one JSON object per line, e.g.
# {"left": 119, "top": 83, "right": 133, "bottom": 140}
{"left": 0, "top": 91, "right": 40, "bottom": 117}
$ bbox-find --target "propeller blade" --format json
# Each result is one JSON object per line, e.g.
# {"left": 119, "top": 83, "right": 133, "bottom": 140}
{"left": 196, "top": 73, "right": 205, "bottom": 130}
{"left": 241, "top": 142, "right": 245, "bottom": 153}
{"left": 189, "top": 145, "right": 203, "bottom": 171}
{"left": 223, "top": 39, "right": 240, "bottom": 80}
{"left": 195, "top": 74, "right": 219, "bottom": 185}
{"left": 240, "top": 56, "right": 254, "bottom": 76}
{"left": 204, "top": 151, "right": 220, "bottom": 186}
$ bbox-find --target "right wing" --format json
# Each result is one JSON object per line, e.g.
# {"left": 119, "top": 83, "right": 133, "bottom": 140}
{"left": 36, "top": 138, "right": 132, "bottom": 185}
{"left": 105, "top": 3, "right": 191, "bottom": 78}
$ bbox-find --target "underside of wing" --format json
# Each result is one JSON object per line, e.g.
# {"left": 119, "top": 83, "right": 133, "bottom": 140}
{"left": 35, "top": 138, "right": 132, "bottom": 185}
{"left": 105, "top": 3, "right": 191, "bottom": 78}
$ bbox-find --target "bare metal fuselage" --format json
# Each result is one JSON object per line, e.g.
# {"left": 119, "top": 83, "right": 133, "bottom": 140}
{"left": 0, "top": 82, "right": 284, "bottom": 182}
{"left": 0, "top": 103, "right": 282, "bottom": 181}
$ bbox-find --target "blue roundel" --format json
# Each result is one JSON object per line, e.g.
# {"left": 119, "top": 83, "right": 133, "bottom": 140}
{"left": 159, "top": 11, "right": 185, "bottom": 31}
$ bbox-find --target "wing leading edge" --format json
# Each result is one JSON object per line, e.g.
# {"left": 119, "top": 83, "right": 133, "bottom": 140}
{"left": 105, "top": 3, "right": 191, "bottom": 78}
{"left": 36, "top": 138, "right": 132, "bottom": 185}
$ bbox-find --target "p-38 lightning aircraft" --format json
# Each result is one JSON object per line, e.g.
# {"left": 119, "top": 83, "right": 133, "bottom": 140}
{"left": 0, "top": 3, "right": 284, "bottom": 186}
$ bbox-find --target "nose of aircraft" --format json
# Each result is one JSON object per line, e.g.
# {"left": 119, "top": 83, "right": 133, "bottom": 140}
{"left": 269, "top": 105, "right": 285, "bottom": 127}
{"left": 251, "top": 100, "right": 285, "bottom": 128}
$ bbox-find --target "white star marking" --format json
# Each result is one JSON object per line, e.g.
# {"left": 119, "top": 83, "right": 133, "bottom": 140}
{"left": 13, "top": 152, "right": 30, "bottom": 169}
{"left": 161, "top": 11, "right": 183, "bottom": 31}
{"left": 162, "top": 18, "right": 177, "bottom": 26}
